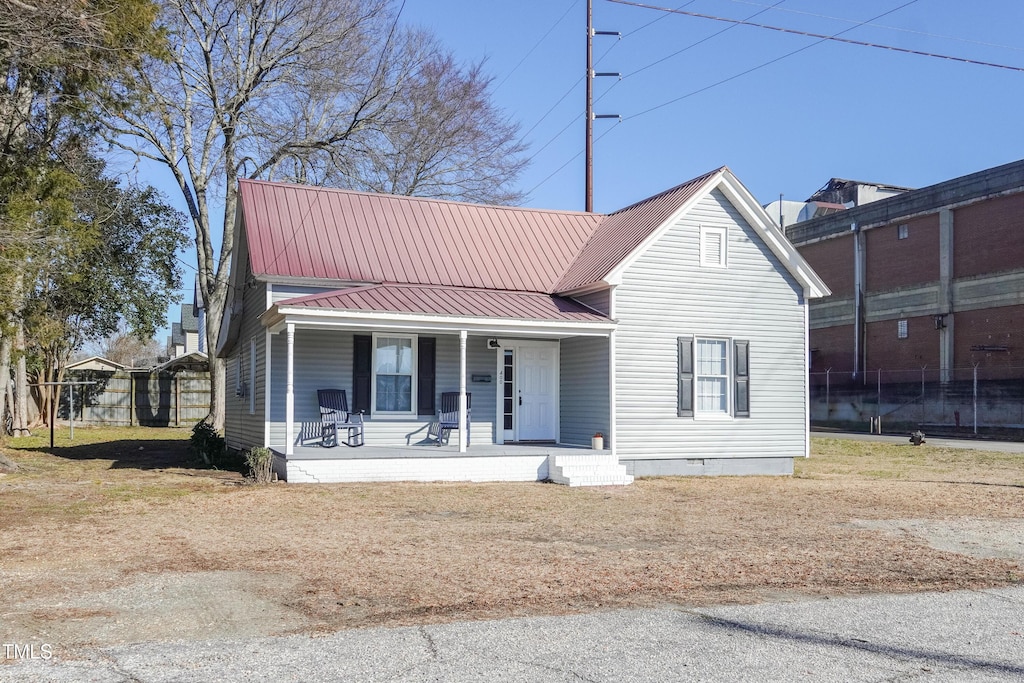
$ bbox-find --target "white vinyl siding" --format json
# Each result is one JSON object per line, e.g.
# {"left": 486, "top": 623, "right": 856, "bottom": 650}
{"left": 224, "top": 271, "right": 267, "bottom": 452}
{"left": 249, "top": 338, "right": 257, "bottom": 414}
{"left": 614, "top": 189, "right": 806, "bottom": 461}
{"left": 573, "top": 289, "right": 612, "bottom": 316}
{"left": 269, "top": 283, "right": 340, "bottom": 304}
{"left": 560, "top": 336, "right": 610, "bottom": 446}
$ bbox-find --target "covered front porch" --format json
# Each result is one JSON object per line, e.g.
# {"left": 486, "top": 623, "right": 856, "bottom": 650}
{"left": 273, "top": 441, "right": 630, "bottom": 486}
{"left": 258, "top": 288, "right": 629, "bottom": 484}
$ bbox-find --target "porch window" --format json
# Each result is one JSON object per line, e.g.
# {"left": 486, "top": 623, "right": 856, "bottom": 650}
{"left": 373, "top": 334, "right": 416, "bottom": 414}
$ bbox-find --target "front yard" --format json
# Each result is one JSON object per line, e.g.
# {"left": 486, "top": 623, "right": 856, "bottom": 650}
{"left": 1, "top": 428, "right": 1022, "bottom": 652}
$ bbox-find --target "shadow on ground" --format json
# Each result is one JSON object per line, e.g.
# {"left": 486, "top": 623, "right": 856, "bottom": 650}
{"left": 7, "top": 438, "right": 242, "bottom": 472}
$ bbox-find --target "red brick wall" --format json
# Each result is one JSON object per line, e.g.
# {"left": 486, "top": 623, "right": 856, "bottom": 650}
{"left": 799, "top": 234, "right": 853, "bottom": 298}
{"left": 863, "top": 316, "right": 940, "bottom": 374}
{"left": 953, "top": 193, "right": 1024, "bottom": 278}
{"left": 864, "top": 215, "right": 939, "bottom": 292}
{"left": 954, "top": 305, "right": 1023, "bottom": 378}
{"left": 809, "top": 324, "right": 855, "bottom": 373}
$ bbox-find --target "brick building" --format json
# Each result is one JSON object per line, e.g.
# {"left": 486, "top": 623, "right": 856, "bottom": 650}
{"left": 785, "top": 159, "right": 1024, "bottom": 383}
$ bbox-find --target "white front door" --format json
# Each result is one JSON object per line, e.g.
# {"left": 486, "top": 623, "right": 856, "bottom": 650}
{"left": 516, "top": 344, "right": 558, "bottom": 441}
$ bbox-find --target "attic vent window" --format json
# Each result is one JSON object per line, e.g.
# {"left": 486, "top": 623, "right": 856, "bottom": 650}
{"left": 700, "top": 226, "right": 727, "bottom": 268}
{"left": 897, "top": 319, "right": 908, "bottom": 339}
{"left": 897, "top": 224, "right": 909, "bottom": 240}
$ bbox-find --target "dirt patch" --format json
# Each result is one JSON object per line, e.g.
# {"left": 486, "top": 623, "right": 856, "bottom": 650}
{"left": 852, "top": 518, "right": 1024, "bottom": 562}
{"left": 1, "top": 430, "right": 1022, "bottom": 653}
{"left": 4, "top": 571, "right": 304, "bottom": 649}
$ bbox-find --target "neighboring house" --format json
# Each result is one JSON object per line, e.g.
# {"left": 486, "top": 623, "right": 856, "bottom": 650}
{"left": 154, "top": 351, "right": 209, "bottom": 373}
{"left": 193, "top": 276, "right": 206, "bottom": 353}
{"left": 786, "top": 158, "right": 1024, "bottom": 382}
{"left": 66, "top": 356, "right": 127, "bottom": 372}
{"left": 167, "top": 304, "right": 202, "bottom": 359}
{"left": 168, "top": 322, "right": 185, "bottom": 358}
{"left": 219, "top": 167, "right": 828, "bottom": 484}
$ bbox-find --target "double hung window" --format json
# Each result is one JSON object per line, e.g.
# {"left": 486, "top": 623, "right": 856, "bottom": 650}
{"left": 678, "top": 336, "right": 749, "bottom": 418}
{"left": 373, "top": 335, "right": 416, "bottom": 414}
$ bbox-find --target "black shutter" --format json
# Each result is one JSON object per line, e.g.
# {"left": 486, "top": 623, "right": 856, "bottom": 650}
{"left": 352, "top": 335, "right": 371, "bottom": 414}
{"left": 677, "top": 336, "right": 694, "bottom": 417}
{"left": 734, "top": 339, "right": 750, "bottom": 418}
{"left": 417, "top": 337, "right": 436, "bottom": 416}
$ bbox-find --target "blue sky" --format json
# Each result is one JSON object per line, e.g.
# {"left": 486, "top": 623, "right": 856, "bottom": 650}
{"left": 156, "top": 0, "right": 1024, "bottom": 343}
{"left": 403, "top": 0, "right": 1024, "bottom": 212}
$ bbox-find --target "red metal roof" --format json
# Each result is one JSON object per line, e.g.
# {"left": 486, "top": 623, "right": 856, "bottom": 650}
{"left": 238, "top": 180, "right": 604, "bottom": 293}
{"left": 554, "top": 168, "right": 723, "bottom": 292}
{"left": 277, "top": 284, "right": 610, "bottom": 323}
{"left": 238, "top": 168, "right": 727, "bottom": 298}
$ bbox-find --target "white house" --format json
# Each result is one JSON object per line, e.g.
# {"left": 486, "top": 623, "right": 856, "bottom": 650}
{"left": 219, "top": 167, "right": 829, "bottom": 484}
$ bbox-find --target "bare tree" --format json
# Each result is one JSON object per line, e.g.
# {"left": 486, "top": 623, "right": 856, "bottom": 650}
{"left": 105, "top": 0, "right": 527, "bottom": 430}
{"left": 87, "top": 326, "right": 164, "bottom": 368}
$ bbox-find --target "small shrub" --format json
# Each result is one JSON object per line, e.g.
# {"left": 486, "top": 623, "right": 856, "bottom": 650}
{"left": 189, "top": 421, "right": 225, "bottom": 465}
{"left": 245, "top": 446, "right": 274, "bottom": 484}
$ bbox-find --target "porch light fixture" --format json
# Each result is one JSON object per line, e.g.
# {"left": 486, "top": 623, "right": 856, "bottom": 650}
{"left": 487, "top": 338, "right": 501, "bottom": 349}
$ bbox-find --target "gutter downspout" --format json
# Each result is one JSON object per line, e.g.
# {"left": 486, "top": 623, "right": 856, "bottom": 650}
{"left": 852, "top": 222, "right": 863, "bottom": 379}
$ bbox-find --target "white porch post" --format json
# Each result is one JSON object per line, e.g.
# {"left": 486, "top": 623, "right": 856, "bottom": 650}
{"left": 609, "top": 329, "right": 617, "bottom": 456}
{"left": 285, "top": 323, "right": 295, "bottom": 457}
{"left": 459, "top": 329, "right": 467, "bottom": 452}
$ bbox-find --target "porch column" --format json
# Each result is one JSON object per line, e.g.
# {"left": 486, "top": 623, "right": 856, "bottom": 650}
{"left": 285, "top": 323, "right": 295, "bottom": 457}
{"left": 459, "top": 329, "right": 467, "bottom": 452}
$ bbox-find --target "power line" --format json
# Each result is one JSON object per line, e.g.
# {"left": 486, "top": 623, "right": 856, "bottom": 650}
{"left": 720, "top": 0, "right": 1024, "bottom": 53}
{"left": 608, "top": 0, "right": 1024, "bottom": 76}
{"left": 621, "top": 0, "right": 698, "bottom": 37}
{"left": 517, "top": 77, "right": 583, "bottom": 145}
{"left": 495, "top": 0, "right": 580, "bottom": 93}
{"left": 624, "top": 0, "right": 787, "bottom": 79}
{"left": 517, "top": 17, "right": 620, "bottom": 147}
{"left": 526, "top": 121, "right": 621, "bottom": 198}
{"left": 623, "top": 0, "right": 926, "bottom": 120}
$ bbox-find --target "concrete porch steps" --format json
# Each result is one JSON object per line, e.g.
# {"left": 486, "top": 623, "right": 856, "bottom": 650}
{"left": 547, "top": 453, "right": 634, "bottom": 487}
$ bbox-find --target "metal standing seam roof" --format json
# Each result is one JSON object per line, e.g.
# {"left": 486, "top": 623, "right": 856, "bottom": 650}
{"left": 554, "top": 168, "right": 724, "bottom": 292}
{"left": 238, "top": 180, "right": 605, "bottom": 294}
{"left": 276, "top": 284, "right": 611, "bottom": 323}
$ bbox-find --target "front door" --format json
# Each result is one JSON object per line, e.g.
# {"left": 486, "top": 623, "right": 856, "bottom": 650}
{"left": 516, "top": 344, "right": 558, "bottom": 441}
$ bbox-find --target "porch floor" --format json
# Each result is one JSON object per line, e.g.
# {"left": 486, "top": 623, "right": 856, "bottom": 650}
{"left": 279, "top": 442, "right": 604, "bottom": 461}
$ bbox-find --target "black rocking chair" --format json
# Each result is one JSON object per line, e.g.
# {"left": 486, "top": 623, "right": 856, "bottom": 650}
{"left": 428, "top": 391, "right": 470, "bottom": 446}
{"left": 317, "top": 389, "right": 364, "bottom": 447}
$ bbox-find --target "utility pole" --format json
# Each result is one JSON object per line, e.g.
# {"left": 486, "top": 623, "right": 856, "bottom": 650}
{"left": 586, "top": 0, "right": 620, "bottom": 212}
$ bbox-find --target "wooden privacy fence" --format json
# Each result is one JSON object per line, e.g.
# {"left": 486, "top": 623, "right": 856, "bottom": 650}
{"left": 62, "top": 370, "right": 210, "bottom": 427}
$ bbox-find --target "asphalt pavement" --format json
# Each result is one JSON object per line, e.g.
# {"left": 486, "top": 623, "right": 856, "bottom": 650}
{"left": 813, "top": 430, "right": 1024, "bottom": 454}
{"left": 3, "top": 586, "right": 1023, "bottom": 682}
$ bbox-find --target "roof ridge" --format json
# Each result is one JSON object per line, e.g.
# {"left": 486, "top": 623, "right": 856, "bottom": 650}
{"left": 604, "top": 166, "right": 725, "bottom": 217}
{"left": 238, "top": 178, "right": 604, "bottom": 218}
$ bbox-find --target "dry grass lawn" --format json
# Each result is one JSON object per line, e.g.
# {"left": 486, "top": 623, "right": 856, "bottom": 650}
{"left": 1, "top": 428, "right": 1022, "bottom": 650}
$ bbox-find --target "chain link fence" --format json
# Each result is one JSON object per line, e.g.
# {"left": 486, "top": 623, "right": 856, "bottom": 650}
{"left": 810, "top": 364, "right": 1024, "bottom": 436}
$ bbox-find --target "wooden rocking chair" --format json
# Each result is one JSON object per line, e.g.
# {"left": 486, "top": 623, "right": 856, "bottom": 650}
{"left": 428, "top": 391, "right": 470, "bottom": 446}
{"left": 317, "top": 389, "right": 364, "bottom": 447}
